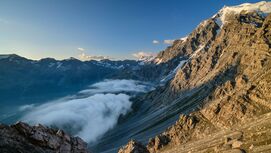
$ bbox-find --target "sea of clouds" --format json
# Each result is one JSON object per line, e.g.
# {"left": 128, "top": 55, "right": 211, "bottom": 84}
{"left": 20, "top": 79, "right": 151, "bottom": 143}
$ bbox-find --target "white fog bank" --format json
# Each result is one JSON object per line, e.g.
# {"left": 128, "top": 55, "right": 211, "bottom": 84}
{"left": 20, "top": 79, "right": 151, "bottom": 143}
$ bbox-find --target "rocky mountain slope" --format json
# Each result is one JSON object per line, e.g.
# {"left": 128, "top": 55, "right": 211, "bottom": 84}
{"left": 119, "top": 1, "right": 271, "bottom": 153}
{"left": 0, "top": 122, "right": 89, "bottom": 153}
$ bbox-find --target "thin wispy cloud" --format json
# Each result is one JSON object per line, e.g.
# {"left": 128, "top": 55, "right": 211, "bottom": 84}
{"left": 77, "top": 47, "right": 110, "bottom": 61}
{"left": 164, "top": 39, "right": 175, "bottom": 45}
{"left": 77, "top": 47, "right": 85, "bottom": 51}
{"left": 78, "top": 53, "right": 110, "bottom": 61}
{"left": 152, "top": 40, "right": 159, "bottom": 44}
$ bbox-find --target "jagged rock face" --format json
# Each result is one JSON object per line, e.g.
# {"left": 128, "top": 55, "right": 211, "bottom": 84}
{"left": 155, "top": 18, "right": 219, "bottom": 64}
{"left": 118, "top": 140, "right": 149, "bottom": 153}
{"left": 146, "top": 114, "right": 197, "bottom": 153}
{"left": 114, "top": 19, "right": 220, "bottom": 82}
{"left": 119, "top": 3, "right": 271, "bottom": 153}
{"left": 198, "top": 13, "right": 271, "bottom": 128}
{"left": 157, "top": 11, "right": 270, "bottom": 149}
{"left": 0, "top": 122, "right": 90, "bottom": 153}
{"left": 156, "top": 12, "right": 271, "bottom": 122}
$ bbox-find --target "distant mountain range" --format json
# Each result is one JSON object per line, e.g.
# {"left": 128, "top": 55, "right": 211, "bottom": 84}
{"left": 0, "top": 53, "right": 189, "bottom": 105}
{"left": 0, "top": 54, "right": 141, "bottom": 105}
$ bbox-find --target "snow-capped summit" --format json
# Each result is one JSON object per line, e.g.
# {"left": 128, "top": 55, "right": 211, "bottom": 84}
{"left": 213, "top": 1, "right": 271, "bottom": 26}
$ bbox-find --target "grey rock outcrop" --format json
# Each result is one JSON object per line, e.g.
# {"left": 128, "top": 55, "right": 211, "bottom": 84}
{"left": 0, "top": 122, "right": 90, "bottom": 153}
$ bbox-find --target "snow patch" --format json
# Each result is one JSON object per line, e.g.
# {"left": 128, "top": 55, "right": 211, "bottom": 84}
{"left": 139, "top": 61, "right": 145, "bottom": 66}
{"left": 154, "top": 58, "right": 163, "bottom": 65}
{"left": 214, "top": 17, "right": 222, "bottom": 27}
{"left": 180, "top": 36, "right": 188, "bottom": 42}
{"left": 117, "top": 65, "right": 124, "bottom": 69}
{"left": 48, "top": 63, "right": 55, "bottom": 68}
{"left": 213, "top": 1, "right": 271, "bottom": 26}
{"left": 94, "top": 61, "right": 126, "bottom": 69}
{"left": 198, "top": 20, "right": 209, "bottom": 28}
{"left": 190, "top": 45, "right": 205, "bottom": 58}
{"left": 216, "top": 28, "right": 221, "bottom": 35}
{"left": 160, "top": 59, "right": 187, "bottom": 83}
{"left": 56, "top": 62, "right": 62, "bottom": 69}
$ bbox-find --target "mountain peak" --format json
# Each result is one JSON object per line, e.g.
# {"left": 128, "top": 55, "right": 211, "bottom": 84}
{"left": 0, "top": 54, "right": 31, "bottom": 62}
{"left": 213, "top": 1, "right": 271, "bottom": 26}
{"left": 0, "top": 54, "right": 20, "bottom": 59}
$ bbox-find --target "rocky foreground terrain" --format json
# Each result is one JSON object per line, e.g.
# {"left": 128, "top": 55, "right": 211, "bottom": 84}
{"left": 0, "top": 122, "right": 89, "bottom": 153}
{"left": 0, "top": 122, "right": 90, "bottom": 153}
{"left": 119, "top": 1, "right": 271, "bottom": 153}
{"left": 119, "top": 112, "right": 271, "bottom": 153}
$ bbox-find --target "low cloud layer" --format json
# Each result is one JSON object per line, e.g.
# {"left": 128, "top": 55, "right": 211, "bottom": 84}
{"left": 21, "top": 93, "right": 131, "bottom": 142}
{"left": 80, "top": 79, "right": 151, "bottom": 94}
{"left": 20, "top": 79, "right": 151, "bottom": 143}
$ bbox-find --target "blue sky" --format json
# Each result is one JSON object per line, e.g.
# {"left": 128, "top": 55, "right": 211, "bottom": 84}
{"left": 0, "top": 0, "right": 263, "bottom": 60}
